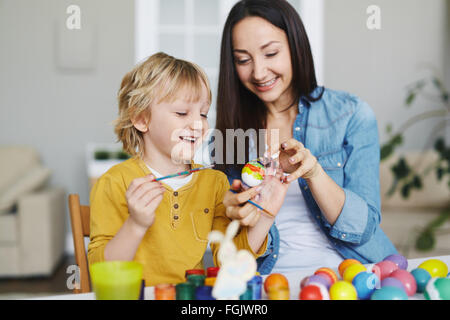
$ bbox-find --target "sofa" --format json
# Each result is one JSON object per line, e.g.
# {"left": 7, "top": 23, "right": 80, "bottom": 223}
{"left": 380, "top": 150, "right": 450, "bottom": 258}
{"left": 0, "top": 146, "right": 66, "bottom": 277}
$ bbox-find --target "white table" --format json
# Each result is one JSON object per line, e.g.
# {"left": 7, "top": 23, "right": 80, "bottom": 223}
{"left": 31, "top": 255, "right": 450, "bottom": 300}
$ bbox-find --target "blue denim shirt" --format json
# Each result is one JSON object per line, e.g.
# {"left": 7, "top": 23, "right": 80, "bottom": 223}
{"left": 224, "top": 86, "right": 398, "bottom": 274}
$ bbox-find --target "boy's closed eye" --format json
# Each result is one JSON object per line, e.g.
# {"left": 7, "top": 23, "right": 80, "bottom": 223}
{"left": 175, "top": 111, "right": 208, "bottom": 119}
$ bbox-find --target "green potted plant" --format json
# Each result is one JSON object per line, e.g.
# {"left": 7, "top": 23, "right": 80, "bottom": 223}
{"left": 381, "top": 74, "right": 450, "bottom": 252}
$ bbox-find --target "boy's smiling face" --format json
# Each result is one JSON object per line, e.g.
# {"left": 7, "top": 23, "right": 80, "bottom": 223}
{"left": 134, "top": 82, "right": 210, "bottom": 168}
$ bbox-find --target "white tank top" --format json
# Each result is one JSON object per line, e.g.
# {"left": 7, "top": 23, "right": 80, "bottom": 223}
{"left": 271, "top": 181, "right": 343, "bottom": 273}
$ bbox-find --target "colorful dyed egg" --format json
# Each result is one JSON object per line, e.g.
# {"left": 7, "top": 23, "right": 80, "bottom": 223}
{"left": 381, "top": 277, "right": 406, "bottom": 292}
{"left": 411, "top": 268, "right": 431, "bottom": 293}
{"left": 301, "top": 274, "right": 332, "bottom": 289}
{"left": 314, "top": 268, "right": 338, "bottom": 285}
{"left": 329, "top": 281, "right": 357, "bottom": 300}
{"left": 338, "top": 259, "right": 361, "bottom": 277}
{"left": 370, "top": 286, "right": 408, "bottom": 300}
{"left": 390, "top": 269, "right": 417, "bottom": 296}
{"left": 241, "top": 160, "right": 265, "bottom": 187}
{"left": 352, "top": 272, "right": 379, "bottom": 300}
{"left": 424, "top": 277, "right": 450, "bottom": 300}
{"left": 418, "top": 259, "right": 448, "bottom": 278}
{"left": 383, "top": 254, "right": 408, "bottom": 270}
{"left": 299, "top": 283, "right": 330, "bottom": 300}
{"left": 343, "top": 263, "right": 366, "bottom": 283}
{"left": 267, "top": 287, "right": 290, "bottom": 300}
{"left": 264, "top": 273, "right": 289, "bottom": 294}
{"left": 375, "top": 260, "right": 398, "bottom": 280}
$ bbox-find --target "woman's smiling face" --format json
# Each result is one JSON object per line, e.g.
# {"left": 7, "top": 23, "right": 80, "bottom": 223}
{"left": 232, "top": 16, "right": 294, "bottom": 107}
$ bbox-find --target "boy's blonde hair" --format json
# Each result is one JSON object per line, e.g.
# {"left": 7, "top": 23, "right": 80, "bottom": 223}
{"left": 114, "top": 52, "right": 212, "bottom": 158}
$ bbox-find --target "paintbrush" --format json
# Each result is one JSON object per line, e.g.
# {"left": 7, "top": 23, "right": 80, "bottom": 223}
{"left": 230, "top": 189, "right": 275, "bottom": 217}
{"left": 154, "top": 164, "right": 215, "bottom": 181}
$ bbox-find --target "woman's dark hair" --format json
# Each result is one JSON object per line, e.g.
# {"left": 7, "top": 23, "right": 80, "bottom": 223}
{"left": 214, "top": 0, "right": 323, "bottom": 174}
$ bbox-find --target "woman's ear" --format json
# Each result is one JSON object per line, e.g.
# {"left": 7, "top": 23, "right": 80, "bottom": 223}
{"left": 131, "top": 112, "right": 150, "bottom": 133}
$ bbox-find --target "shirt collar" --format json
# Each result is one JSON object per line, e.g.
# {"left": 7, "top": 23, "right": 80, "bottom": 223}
{"left": 299, "top": 85, "right": 324, "bottom": 109}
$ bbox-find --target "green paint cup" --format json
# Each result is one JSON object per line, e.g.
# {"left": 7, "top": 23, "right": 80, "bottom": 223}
{"left": 187, "top": 274, "right": 206, "bottom": 288}
{"left": 176, "top": 282, "right": 195, "bottom": 300}
{"left": 90, "top": 261, "right": 143, "bottom": 300}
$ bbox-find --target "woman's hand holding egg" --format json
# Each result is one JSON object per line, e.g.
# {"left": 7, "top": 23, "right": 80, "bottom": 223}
{"left": 279, "top": 138, "right": 322, "bottom": 183}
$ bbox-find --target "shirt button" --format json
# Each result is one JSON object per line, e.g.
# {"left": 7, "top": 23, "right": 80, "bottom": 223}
{"left": 173, "top": 191, "right": 178, "bottom": 196}
{"left": 341, "top": 233, "right": 346, "bottom": 239}
{"left": 304, "top": 186, "right": 308, "bottom": 190}
{"left": 295, "top": 127, "right": 301, "bottom": 132}
{"left": 337, "top": 162, "right": 341, "bottom": 167}
{"left": 273, "top": 254, "right": 277, "bottom": 258}
{"left": 204, "top": 208, "right": 209, "bottom": 214}
{"left": 174, "top": 203, "right": 179, "bottom": 209}
{"left": 173, "top": 215, "right": 179, "bottom": 220}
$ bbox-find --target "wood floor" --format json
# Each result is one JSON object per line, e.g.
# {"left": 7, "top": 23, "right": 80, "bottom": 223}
{"left": 0, "top": 255, "right": 76, "bottom": 297}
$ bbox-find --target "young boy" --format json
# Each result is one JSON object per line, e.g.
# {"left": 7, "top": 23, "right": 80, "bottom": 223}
{"left": 88, "top": 52, "right": 268, "bottom": 286}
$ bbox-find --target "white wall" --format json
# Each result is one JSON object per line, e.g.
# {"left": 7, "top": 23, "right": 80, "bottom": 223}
{"left": 0, "top": 0, "right": 135, "bottom": 251}
{"left": 322, "top": 0, "right": 448, "bottom": 150}
{"left": 1, "top": 0, "right": 448, "bottom": 256}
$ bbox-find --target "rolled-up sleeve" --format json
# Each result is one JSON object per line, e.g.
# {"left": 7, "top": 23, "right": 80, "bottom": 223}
{"left": 324, "top": 100, "right": 381, "bottom": 245}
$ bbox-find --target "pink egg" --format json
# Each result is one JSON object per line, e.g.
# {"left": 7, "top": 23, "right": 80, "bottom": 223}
{"left": 375, "top": 260, "right": 398, "bottom": 280}
{"left": 390, "top": 269, "right": 417, "bottom": 296}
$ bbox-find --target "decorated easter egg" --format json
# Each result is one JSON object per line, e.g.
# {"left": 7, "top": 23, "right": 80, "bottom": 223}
{"left": 329, "top": 281, "right": 357, "bottom": 300}
{"left": 418, "top": 259, "right": 448, "bottom": 278}
{"left": 301, "top": 274, "right": 332, "bottom": 289}
{"left": 390, "top": 269, "right": 417, "bottom": 296}
{"left": 375, "top": 260, "right": 398, "bottom": 280}
{"left": 381, "top": 277, "right": 406, "bottom": 292}
{"left": 264, "top": 273, "right": 289, "bottom": 294}
{"left": 338, "top": 259, "right": 362, "bottom": 277}
{"left": 411, "top": 268, "right": 431, "bottom": 293}
{"left": 241, "top": 160, "right": 265, "bottom": 187}
{"left": 299, "top": 283, "right": 330, "bottom": 300}
{"left": 424, "top": 277, "right": 450, "bottom": 300}
{"left": 352, "top": 272, "right": 379, "bottom": 300}
{"left": 314, "top": 268, "right": 338, "bottom": 285}
{"left": 267, "top": 287, "right": 290, "bottom": 300}
{"left": 370, "top": 286, "right": 408, "bottom": 300}
{"left": 383, "top": 254, "right": 408, "bottom": 270}
{"left": 343, "top": 263, "right": 367, "bottom": 283}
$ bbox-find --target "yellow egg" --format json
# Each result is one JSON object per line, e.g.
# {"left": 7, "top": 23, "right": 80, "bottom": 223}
{"left": 418, "top": 259, "right": 448, "bottom": 278}
{"left": 343, "top": 263, "right": 367, "bottom": 283}
{"left": 329, "top": 281, "right": 357, "bottom": 300}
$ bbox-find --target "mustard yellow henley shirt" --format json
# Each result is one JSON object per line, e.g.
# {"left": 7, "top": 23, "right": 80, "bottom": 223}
{"left": 88, "top": 157, "right": 268, "bottom": 286}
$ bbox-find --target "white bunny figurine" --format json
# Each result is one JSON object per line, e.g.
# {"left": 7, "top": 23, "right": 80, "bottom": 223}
{"left": 208, "top": 220, "right": 257, "bottom": 300}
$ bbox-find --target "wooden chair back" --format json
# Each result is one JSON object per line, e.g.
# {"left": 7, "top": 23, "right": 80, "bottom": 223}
{"left": 68, "top": 194, "right": 91, "bottom": 293}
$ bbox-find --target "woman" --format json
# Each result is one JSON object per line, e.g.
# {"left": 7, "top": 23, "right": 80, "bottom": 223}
{"left": 214, "top": 0, "right": 397, "bottom": 274}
